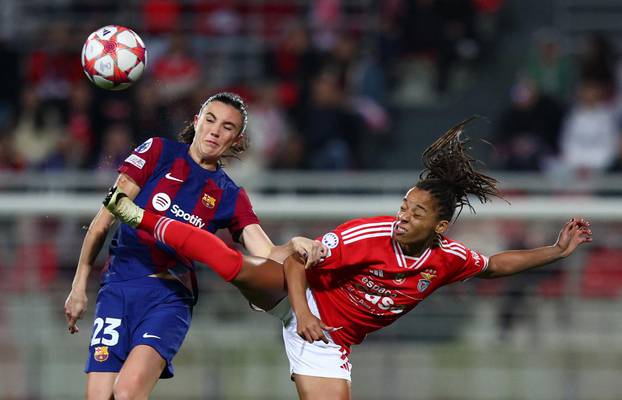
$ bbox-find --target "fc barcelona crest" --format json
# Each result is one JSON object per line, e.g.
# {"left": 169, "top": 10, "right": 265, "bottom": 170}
{"left": 202, "top": 193, "right": 216, "bottom": 208}
{"left": 94, "top": 346, "right": 109, "bottom": 362}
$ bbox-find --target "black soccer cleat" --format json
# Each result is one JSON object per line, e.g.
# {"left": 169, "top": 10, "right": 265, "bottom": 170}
{"left": 103, "top": 186, "right": 126, "bottom": 208}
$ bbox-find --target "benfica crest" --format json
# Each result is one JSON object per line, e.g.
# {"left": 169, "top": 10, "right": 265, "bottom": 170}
{"left": 202, "top": 193, "right": 216, "bottom": 208}
{"left": 417, "top": 270, "right": 437, "bottom": 292}
{"left": 94, "top": 346, "right": 109, "bottom": 362}
{"left": 417, "top": 279, "right": 430, "bottom": 292}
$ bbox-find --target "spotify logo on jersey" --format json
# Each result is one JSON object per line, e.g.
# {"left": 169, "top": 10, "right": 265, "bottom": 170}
{"left": 152, "top": 193, "right": 172, "bottom": 211}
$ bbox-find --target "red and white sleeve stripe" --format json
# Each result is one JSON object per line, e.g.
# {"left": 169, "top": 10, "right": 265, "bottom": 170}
{"left": 436, "top": 238, "right": 467, "bottom": 260}
{"left": 341, "top": 221, "right": 394, "bottom": 245}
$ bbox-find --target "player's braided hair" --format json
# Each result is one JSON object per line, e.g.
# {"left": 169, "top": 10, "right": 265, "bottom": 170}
{"left": 416, "top": 117, "right": 503, "bottom": 222}
{"left": 179, "top": 92, "right": 249, "bottom": 157}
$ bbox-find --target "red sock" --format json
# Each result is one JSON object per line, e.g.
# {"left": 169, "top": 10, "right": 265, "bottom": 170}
{"left": 139, "top": 211, "right": 243, "bottom": 281}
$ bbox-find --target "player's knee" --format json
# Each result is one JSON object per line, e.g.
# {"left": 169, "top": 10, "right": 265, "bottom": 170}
{"left": 111, "top": 386, "right": 131, "bottom": 400}
{"left": 112, "top": 381, "right": 146, "bottom": 400}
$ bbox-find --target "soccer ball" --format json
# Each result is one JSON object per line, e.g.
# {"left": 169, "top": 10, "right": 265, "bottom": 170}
{"left": 81, "top": 25, "right": 147, "bottom": 91}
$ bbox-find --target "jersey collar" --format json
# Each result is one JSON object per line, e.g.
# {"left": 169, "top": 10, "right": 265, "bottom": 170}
{"left": 391, "top": 221, "right": 432, "bottom": 270}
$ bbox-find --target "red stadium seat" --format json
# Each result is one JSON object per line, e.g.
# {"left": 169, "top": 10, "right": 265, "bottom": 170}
{"left": 580, "top": 249, "right": 622, "bottom": 298}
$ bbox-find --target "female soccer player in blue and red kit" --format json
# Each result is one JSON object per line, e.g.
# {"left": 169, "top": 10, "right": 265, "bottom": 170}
{"left": 104, "top": 119, "right": 592, "bottom": 400}
{"left": 64, "top": 92, "right": 325, "bottom": 400}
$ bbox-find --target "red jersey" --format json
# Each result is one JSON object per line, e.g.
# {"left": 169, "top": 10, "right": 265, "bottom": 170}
{"left": 307, "top": 216, "right": 488, "bottom": 348}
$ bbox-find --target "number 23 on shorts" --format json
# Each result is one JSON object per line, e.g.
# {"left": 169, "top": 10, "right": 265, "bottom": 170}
{"left": 90, "top": 317, "right": 122, "bottom": 346}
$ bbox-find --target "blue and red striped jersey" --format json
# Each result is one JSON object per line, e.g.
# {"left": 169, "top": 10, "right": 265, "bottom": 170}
{"left": 103, "top": 137, "right": 259, "bottom": 284}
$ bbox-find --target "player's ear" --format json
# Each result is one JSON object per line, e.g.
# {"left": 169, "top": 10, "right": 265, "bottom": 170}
{"left": 231, "top": 132, "right": 246, "bottom": 149}
{"left": 435, "top": 220, "right": 449, "bottom": 234}
{"left": 193, "top": 114, "right": 198, "bottom": 130}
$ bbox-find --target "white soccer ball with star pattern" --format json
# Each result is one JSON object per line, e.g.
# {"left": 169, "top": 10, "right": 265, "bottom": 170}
{"left": 81, "top": 25, "right": 147, "bottom": 91}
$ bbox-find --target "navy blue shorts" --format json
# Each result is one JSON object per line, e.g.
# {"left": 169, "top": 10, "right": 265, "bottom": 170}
{"left": 84, "top": 277, "right": 193, "bottom": 378}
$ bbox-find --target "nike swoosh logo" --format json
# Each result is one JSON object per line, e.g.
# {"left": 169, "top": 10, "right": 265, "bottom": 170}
{"left": 165, "top": 173, "right": 184, "bottom": 182}
{"left": 142, "top": 333, "right": 161, "bottom": 339}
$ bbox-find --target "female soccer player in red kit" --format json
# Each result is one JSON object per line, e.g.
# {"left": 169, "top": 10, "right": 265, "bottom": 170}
{"left": 104, "top": 119, "right": 592, "bottom": 400}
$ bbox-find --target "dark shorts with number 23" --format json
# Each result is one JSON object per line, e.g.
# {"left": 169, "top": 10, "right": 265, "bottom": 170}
{"left": 84, "top": 277, "right": 193, "bottom": 378}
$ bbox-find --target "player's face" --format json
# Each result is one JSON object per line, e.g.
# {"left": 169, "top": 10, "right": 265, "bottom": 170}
{"left": 192, "top": 101, "right": 244, "bottom": 161}
{"left": 394, "top": 187, "right": 448, "bottom": 246}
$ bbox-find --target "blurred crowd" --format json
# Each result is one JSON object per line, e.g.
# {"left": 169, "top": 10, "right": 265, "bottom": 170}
{"left": 493, "top": 29, "right": 622, "bottom": 176}
{"left": 0, "top": 0, "right": 504, "bottom": 173}
{"left": 1, "top": 1, "right": 621, "bottom": 176}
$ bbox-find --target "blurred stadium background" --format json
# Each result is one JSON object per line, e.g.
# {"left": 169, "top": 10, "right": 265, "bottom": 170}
{"left": 1, "top": 0, "right": 622, "bottom": 399}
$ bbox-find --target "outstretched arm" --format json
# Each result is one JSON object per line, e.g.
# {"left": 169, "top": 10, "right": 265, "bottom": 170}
{"left": 241, "top": 224, "right": 327, "bottom": 267}
{"left": 64, "top": 174, "right": 139, "bottom": 334}
{"left": 479, "top": 218, "right": 592, "bottom": 279}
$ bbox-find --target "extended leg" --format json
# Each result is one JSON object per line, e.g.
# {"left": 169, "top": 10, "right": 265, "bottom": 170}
{"left": 104, "top": 187, "right": 287, "bottom": 309}
{"left": 141, "top": 214, "right": 287, "bottom": 309}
